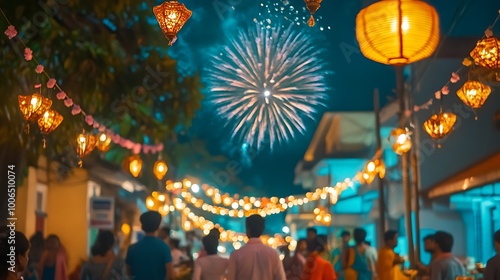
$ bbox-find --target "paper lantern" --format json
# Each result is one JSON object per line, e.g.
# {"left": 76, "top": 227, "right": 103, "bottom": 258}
{"left": 470, "top": 37, "right": 500, "bottom": 69}
{"left": 153, "top": 0, "right": 192, "bottom": 45}
{"left": 126, "top": 155, "right": 142, "bottom": 177}
{"left": 18, "top": 93, "right": 52, "bottom": 122}
{"left": 390, "top": 128, "right": 412, "bottom": 155}
{"left": 38, "top": 110, "right": 63, "bottom": 135}
{"left": 96, "top": 132, "right": 112, "bottom": 153}
{"left": 76, "top": 132, "right": 97, "bottom": 167}
{"left": 304, "top": 0, "right": 323, "bottom": 27}
{"left": 153, "top": 159, "right": 168, "bottom": 181}
{"left": 456, "top": 80, "right": 491, "bottom": 109}
{"left": 355, "top": 0, "right": 439, "bottom": 65}
{"left": 423, "top": 112, "right": 456, "bottom": 146}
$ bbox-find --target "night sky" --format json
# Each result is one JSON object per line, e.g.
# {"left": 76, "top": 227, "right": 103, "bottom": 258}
{"left": 165, "top": 0, "right": 500, "bottom": 197}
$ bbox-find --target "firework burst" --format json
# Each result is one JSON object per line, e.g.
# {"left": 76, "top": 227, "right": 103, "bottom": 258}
{"left": 206, "top": 24, "right": 331, "bottom": 150}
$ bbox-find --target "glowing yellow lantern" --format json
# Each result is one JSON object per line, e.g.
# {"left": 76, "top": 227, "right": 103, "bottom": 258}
{"left": 76, "top": 132, "right": 97, "bottom": 167}
{"left": 153, "top": 159, "right": 168, "bottom": 181}
{"left": 18, "top": 94, "right": 53, "bottom": 132}
{"left": 470, "top": 36, "right": 500, "bottom": 69}
{"left": 355, "top": 0, "right": 439, "bottom": 65}
{"left": 456, "top": 80, "right": 491, "bottom": 109}
{"left": 423, "top": 112, "right": 456, "bottom": 147}
{"left": 127, "top": 155, "right": 143, "bottom": 177}
{"left": 96, "top": 132, "right": 112, "bottom": 152}
{"left": 146, "top": 195, "right": 156, "bottom": 210}
{"left": 37, "top": 109, "right": 64, "bottom": 148}
{"left": 304, "top": 0, "right": 323, "bottom": 27}
{"left": 121, "top": 223, "right": 131, "bottom": 235}
{"left": 153, "top": 0, "right": 192, "bottom": 45}
{"left": 390, "top": 128, "right": 412, "bottom": 155}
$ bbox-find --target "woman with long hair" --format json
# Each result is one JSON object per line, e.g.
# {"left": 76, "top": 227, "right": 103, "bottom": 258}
{"left": 80, "top": 230, "right": 125, "bottom": 280}
{"left": 343, "top": 228, "right": 377, "bottom": 280}
{"left": 38, "top": 234, "right": 68, "bottom": 280}
{"left": 0, "top": 230, "right": 31, "bottom": 280}
{"left": 24, "top": 231, "right": 44, "bottom": 280}
{"left": 301, "top": 236, "right": 336, "bottom": 280}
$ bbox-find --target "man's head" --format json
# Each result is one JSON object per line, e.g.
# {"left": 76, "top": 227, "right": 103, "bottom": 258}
{"left": 307, "top": 235, "right": 328, "bottom": 253}
{"left": 296, "top": 238, "right": 308, "bottom": 254}
{"left": 158, "top": 226, "right": 171, "bottom": 240}
{"left": 140, "top": 211, "right": 162, "bottom": 233}
{"left": 353, "top": 228, "right": 367, "bottom": 245}
{"left": 202, "top": 235, "right": 219, "bottom": 255}
{"left": 494, "top": 230, "right": 500, "bottom": 252}
{"left": 341, "top": 230, "right": 351, "bottom": 244}
{"left": 208, "top": 228, "right": 221, "bottom": 240}
{"left": 384, "top": 230, "right": 398, "bottom": 249}
{"left": 171, "top": 238, "right": 181, "bottom": 249}
{"left": 423, "top": 234, "right": 436, "bottom": 253}
{"left": 246, "top": 214, "right": 265, "bottom": 238}
{"left": 434, "top": 231, "right": 453, "bottom": 253}
{"left": 306, "top": 227, "right": 317, "bottom": 241}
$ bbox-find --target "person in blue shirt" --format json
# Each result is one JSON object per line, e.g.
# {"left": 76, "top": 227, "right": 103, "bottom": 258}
{"left": 331, "top": 230, "right": 351, "bottom": 280}
{"left": 126, "top": 211, "right": 174, "bottom": 280}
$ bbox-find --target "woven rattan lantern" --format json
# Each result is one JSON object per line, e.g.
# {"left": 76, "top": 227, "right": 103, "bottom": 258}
{"left": 18, "top": 93, "right": 52, "bottom": 123}
{"left": 153, "top": 0, "right": 192, "bottom": 45}
{"left": 470, "top": 36, "right": 500, "bottom": 69}
{"left": 423, "top": 112, "right": 456, "bottom": 147}
{"left": 355, "top": 0, "right": 440, "bottom": 65}
{"left": 304, "top": 0, "right": 323, "bottom": 27}
{"left": 456, "top": 80, "right": 491, "bottom": 109}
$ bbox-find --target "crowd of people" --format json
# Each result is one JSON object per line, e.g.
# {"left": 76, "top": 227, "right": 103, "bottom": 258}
{"left": 1, "top": 215, "right": 499, "bottom": 280}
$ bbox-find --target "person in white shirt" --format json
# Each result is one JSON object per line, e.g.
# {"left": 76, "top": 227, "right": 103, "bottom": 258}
{"left": 192, "top": 235, "right": 229, "bottom": 280}
{"left": 226, "top": 214, "right": 286, "bottom": 280}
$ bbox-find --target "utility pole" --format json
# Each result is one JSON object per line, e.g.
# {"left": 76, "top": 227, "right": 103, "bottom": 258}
{"left": 395, "top": 66, "right": 415, "bottom": 267}
{"left": 374, "top": 88, "right": 386, "bottom": 246}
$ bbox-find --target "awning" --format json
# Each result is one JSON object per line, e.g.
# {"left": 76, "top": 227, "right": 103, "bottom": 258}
{"left": 426, "top": 152, "right": 500, "bottom": 199}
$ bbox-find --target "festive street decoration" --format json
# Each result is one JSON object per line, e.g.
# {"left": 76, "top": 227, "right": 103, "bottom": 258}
{"left": 37, "top": 109, "right": 63, "bottom": 148}
{"left": 153, "top": 159, "right": 168, "bottom": 181}
{"left": 390, "top": 128, "right": 412, "bottom": 155}
{"left": 304, "top": 0, "right": 322, "bottom": 27}
{"left": 355, "top": 0, "right": 439, "bottom": 65}
{"left": 76, "top": 132, "right": 97, "bottom": 167}
{"left": 423, "top": 112, "right": 457, "bottom": 146}
{"left": 18, "top": 93, "right": 52, "bottom": 124}
{"left": 470, "top": 28, "right": 500, "bottom": 69}
{"left": 361, "top": 159, "right": 386, "bottom": 184}
{"left": 125, "top": 155, "right": 143, "bottom": 178}
{"left": 313, "top": 207, "right": 331, "bottom": 225}
{"left": 96, "top": 132, "right": 112, "bottom": 153}
{"left": 153, "top": 0, "right": 192, "bottom": 45}
{"left": 456, "top": 80, "right": 492, "bottom": 109}
{"left": 3, "top": 18, "right": 165, "bottom": 155}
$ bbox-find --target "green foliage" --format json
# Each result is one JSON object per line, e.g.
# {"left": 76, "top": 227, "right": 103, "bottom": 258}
{"left": 0, "top": 0, "right": 205, "bottom": 184}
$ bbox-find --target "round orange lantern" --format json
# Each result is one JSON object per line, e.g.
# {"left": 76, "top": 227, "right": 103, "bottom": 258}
{"left": 355, "top": 0, "right": 440, "bottom": 65}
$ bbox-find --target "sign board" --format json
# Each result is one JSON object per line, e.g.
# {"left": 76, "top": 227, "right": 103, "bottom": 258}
{"left": 89, "top": 197, "right": 114, "bottom": 229}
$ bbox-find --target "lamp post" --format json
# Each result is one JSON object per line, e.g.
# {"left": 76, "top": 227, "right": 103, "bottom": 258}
{"left": 374, "top": 89, "right": 387, "bottom": 244}
{"left": 356, "top": 0, "right": 440, "bottom": 267}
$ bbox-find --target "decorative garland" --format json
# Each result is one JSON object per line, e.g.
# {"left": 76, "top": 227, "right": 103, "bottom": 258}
{"left": 2, "top": 11, "right": 164, "bottom": 155}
